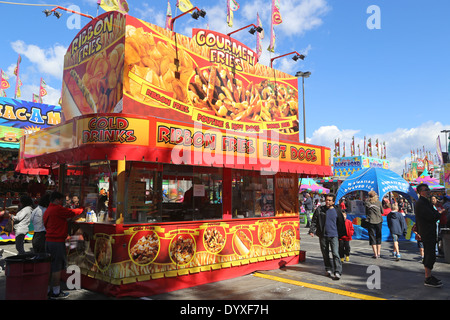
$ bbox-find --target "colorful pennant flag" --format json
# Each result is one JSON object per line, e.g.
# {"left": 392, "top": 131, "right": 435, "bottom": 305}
{"left": 14, "top": 55, "right": 22, "bottom": 99}
{"left": 97, "top": 0, "right": 129, "bottom": 15}
{"left": 177, "top": 0, "right": 194, "bottom": 13}
{"left": 165, "top": 0, "right": 172, "bottom": 29}
{"left": 256, "top": 12, "right": 264, "bottom": 59}
{"left": 13, "top": 55, "right": 21, "bottom": 76}
{"left": 227, "top": 0, "right": 239, "bottom": 27}
{"left": 268, "top": 0, "right": 283, "bottom": 52}
{"left": 39, "top": 78, "right": 47, "bottom": 102}
{"left": 1, "top": 69, "right": 10, "bottom": 90}
{"left": 32, "top": 93, "right": 40, "bottom": 103}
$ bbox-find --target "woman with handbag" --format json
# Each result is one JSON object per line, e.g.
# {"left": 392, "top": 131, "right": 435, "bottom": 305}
{"left": 364, "top": 191, "right": 384, "bottom": 258}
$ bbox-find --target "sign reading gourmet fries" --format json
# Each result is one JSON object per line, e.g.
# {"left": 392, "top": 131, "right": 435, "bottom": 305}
{"left": 123, "top": 16, "right": 300, "bottom": 141}
{"left": 61, "top": 12, "right": 301, "bottom": 142}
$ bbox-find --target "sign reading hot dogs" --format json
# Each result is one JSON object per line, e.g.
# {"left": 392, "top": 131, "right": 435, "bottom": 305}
{"left": 156, "top": 121, "right": 321, "bottom": 165}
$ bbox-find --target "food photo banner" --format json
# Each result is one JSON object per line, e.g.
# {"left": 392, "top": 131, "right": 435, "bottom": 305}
{"left": 61, "top": 12, "right": 301, "bottom": 142}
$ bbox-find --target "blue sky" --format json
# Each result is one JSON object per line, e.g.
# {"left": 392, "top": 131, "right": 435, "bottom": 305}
{"left": 0, "top": 0, "right": 449, "bottom": 175}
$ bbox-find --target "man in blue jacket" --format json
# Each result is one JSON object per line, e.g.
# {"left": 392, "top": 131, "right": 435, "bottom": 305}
{"left": 415, "top": 183, "right": 442, "bottom": 288}
{"left": 308, "top": 193, "right": 347, "bottom": 280}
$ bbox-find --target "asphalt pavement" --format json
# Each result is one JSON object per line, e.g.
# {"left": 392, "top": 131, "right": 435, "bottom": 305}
{"left": 1, "top": 226, "right": 450, "bottom": 302}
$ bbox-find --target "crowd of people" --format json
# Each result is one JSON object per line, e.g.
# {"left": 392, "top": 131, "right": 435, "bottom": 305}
{"left": 1, "top": 191, "right": 85, "bottom": 299}
{"left": 302, "top": 186, "right": 450, "bottom": 288}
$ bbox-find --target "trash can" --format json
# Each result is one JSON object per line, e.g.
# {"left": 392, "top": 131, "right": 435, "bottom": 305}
{"left": 5, "top": 253, "right": 51, "bottom": 300}
{"left": 441, "top": 228, "right": 450, "bottom": 264}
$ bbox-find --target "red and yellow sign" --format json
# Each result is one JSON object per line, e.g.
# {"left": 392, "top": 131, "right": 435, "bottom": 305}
{"left": 61, "top": 12, "right": 301, "bottom": 143}
{"left": 155, "top": 120, "right": 322, "bottom": 167}
{"left": 68, "top": 216, "right": 300, "bottom": 285}
{"left": 76, "top": 115, "right": 149, "bottom": 146}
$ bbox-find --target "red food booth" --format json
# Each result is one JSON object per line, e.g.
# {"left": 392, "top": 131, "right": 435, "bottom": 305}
{"left": 18, "top": 12, "right": 332, "bottom": 297}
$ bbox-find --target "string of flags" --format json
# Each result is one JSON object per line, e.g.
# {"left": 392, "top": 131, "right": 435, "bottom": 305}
{"left": 334, "top": 137, "right": 387, "bottom": 159}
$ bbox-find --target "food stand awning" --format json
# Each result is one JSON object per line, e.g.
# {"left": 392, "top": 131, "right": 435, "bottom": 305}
{"left": 19, "top": 114, "right": 332, "bottom": 176}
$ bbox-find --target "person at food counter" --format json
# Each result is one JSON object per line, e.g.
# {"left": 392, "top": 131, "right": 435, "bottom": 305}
{"left": 308, "top": 193, "right": 347, "bottom": 280}
{"left": 12, "top": 195, "right": 34, "bottom": 255}
{"left": 43, "top": 191, "right": 85, "bottom": 299}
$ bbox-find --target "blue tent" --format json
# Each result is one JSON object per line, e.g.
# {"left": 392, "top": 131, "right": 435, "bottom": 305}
{"left": 335, "top": 167, "right": 418, "bottom": 204}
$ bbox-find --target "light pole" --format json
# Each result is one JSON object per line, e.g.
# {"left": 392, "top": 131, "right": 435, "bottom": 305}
{"left": 170, "top": 7, "right": 206, "bottom": 31}
{"left": 270, "top": 51, "right": 305, "bottom": 68}
{"left": 227, "top": 24, "right": 263, "bottom": 37}
{"left": 295, "top": 71, "right": 311, "bottom": 144}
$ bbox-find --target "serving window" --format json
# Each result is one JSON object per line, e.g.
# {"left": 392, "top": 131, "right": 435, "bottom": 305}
{"left": 232, "top": 170, "right": 275, "bottom": 218}
{"left": 161, "top": 164, "right": 223, "bottom": 222}
{"left": 62, "top": 161, "right": 116, "bottom": 223}
{"left": 124, "top": 163, "right": 222, "bottom": 223}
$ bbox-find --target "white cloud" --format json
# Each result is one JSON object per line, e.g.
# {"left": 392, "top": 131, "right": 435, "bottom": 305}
{"left": 10, "top": 40, "right": 66, "bottom": 80}
{"left": 278, "top": 0, "right": 331, "bottom": 36}
{"left": 134, "top": 3, "right": 165, "bottom": 27}
{"left": 309, "top": 121, "right": 449, "bottom": 175}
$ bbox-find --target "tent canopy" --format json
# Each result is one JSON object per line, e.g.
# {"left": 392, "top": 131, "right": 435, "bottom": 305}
{"left": 299, "top": 178, "right": 330, "bottom": 194}
{"left": 335, "top": 167, "right": 418, "bottom": 204}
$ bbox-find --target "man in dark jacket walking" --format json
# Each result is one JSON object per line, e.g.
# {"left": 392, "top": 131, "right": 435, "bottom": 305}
{"left": 415, "top": 183, "right": 442, "bottom": 288}
{"left": 308, "top": 193, "right": 347, "bottom": 280}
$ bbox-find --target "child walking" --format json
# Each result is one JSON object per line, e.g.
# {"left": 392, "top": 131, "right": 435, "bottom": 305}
{"left": 339, "top": 212, "right": 354, "bottom": 262}
{"left": 387, "top": 203, "right": 407, "bottom": 261}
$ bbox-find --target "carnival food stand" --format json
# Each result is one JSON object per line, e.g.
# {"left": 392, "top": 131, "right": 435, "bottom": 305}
{"left": 17, "top": 11, "right": 332, "bottom": 297}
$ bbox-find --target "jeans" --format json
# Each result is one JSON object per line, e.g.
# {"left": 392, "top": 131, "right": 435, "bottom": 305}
{"left": 339, "top": 239, "right": 351, "bottom": 258}
{"left": 15, "top": 233, "right": 26, "bottom": 255}
{"left": 319, "top": 236, "right": 342, "bottom": 275}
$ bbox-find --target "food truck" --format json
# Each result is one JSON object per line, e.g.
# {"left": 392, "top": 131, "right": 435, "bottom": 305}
{"left": 18, "top": 12, "right": 332, "bottom": 297}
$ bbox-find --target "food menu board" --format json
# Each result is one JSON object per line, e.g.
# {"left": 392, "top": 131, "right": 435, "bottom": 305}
{"left": 275, "top": 173, "right": 299, "bottom": 214}
{"left": 68, "top": 217, "right": 299, "bottom": 284}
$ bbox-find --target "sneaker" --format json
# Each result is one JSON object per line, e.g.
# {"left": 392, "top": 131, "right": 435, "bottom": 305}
{"left": 345, "top": 255, "right": 350, "bottom": 262}
{"left": 334, "top": 272, "right": 341, "bottom": 280}
{"left": 340, "top": 257, "right": 344, "bottom": 262}
{"left": 49, "top": 291, "right": 70, "bottom": 299}
{"left": 396, "top": 254, "right": 401, "bottom": 261}
{"left": 326, "top": 270, "right": 333, "bottom": 277}
{"left": 392, "top": 251, "right": 397, "bottom": 257}
{"left": 430, "top": 275, "right": 442, "bottom": 285}
{"left": 424, "top": 277, "right": 443, "bottom": 288}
